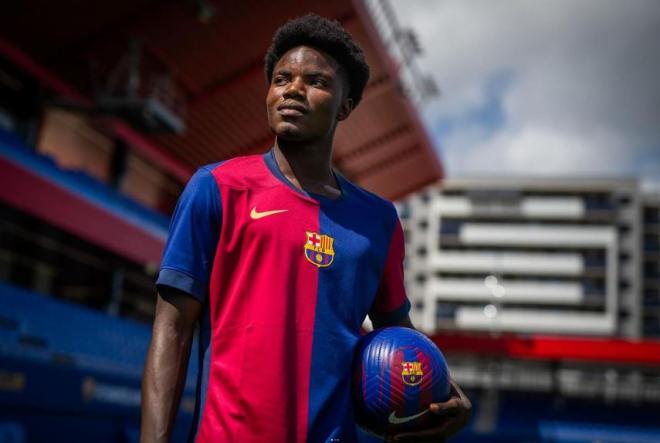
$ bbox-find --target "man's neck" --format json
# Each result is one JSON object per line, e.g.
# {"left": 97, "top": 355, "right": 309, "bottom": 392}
{"left": 273, "top": 139, "right": 340, "bottom": 197}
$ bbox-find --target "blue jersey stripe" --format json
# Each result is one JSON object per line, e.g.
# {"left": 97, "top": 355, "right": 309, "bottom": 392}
{"left": 307, "top": 190, "right": 400, "bottom": 441}
{"left": 157, "top": 164, "right": 223, "bottom": 302}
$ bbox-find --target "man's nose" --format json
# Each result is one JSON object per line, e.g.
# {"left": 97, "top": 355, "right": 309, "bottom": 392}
{"left": 284, "top": 76, "right": 305, "bottom": 99}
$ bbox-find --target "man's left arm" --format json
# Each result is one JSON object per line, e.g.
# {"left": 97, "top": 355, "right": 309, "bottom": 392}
{"left": 373, "top": 314, "right": 472, "bottom": 443}
{"left": 369, "top": 212, "right": 471, "bottom": 442}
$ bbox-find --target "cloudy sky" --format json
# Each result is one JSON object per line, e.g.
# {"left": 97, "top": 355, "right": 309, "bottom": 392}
{"left": 389, "top": 0, "right": 660, "bottom": 188}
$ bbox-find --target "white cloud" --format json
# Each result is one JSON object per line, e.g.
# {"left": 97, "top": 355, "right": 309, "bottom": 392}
{"left": 390, "top": 0, "right": 660, "bottom": 184}
{"left": 445, "top": 124, "right": 630, "bottom": 176}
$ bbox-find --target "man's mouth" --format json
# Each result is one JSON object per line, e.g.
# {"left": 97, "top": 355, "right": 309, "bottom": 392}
{"left": 278, "top": 102, "right": 308, "bottom": 116}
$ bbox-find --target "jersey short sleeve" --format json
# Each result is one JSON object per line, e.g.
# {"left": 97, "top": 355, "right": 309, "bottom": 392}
{"left": 156, "top": 166, "right": 222, "bottom": 302}
{"left": 369, "top": 216, "right": 411, "bottom": 325}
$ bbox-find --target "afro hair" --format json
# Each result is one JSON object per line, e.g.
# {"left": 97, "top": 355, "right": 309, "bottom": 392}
{"left": 265, "top": 13, "right": 370, "bottom": 107}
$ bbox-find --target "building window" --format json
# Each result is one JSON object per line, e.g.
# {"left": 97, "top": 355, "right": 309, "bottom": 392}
{"left": 644, "top": 235, "right": 660, "bottom": 252}
{"left": 644, "top": 207, "right": 660, "bottom": 224}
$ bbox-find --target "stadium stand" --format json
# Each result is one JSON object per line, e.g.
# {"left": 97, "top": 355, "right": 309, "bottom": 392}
{"left": 0, "top": 282, "right": 197, "bottom": 442}
{"left": 0, "top": 128, "right": 169, "bottom": 239}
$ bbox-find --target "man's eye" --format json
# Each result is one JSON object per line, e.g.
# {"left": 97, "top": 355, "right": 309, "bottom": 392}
{"left": 311, "top": 78, "right": 328, "bottom": 87}
{"left": 273, "top": 76, "right": 288, "bottom": 85}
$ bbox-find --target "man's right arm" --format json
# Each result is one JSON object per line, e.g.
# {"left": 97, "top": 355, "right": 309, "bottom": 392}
{"left": 140, "top": 288, "right": 202, "bottom": 443}
{"left": 141, "top": 166, "right": 222, "bottom": 441}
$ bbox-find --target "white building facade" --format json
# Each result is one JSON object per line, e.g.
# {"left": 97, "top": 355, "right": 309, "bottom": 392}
{"left": 642, "top": 193, "right": 660, "bottom": 337}
{"left": 398, "top": 177, "right": 649, "bottom": 338}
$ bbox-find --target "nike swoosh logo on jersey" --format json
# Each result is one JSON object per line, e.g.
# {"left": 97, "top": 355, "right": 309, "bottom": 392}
{"left": 388, "top": 408, "right": 430, "bottom": 425}
{"left": 250, "top": 207, "right": 288, "bottom": 219}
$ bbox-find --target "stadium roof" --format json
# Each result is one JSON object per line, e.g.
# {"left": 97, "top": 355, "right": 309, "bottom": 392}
{"left": 1, "top": 0, "right": 442, "bottom": 200}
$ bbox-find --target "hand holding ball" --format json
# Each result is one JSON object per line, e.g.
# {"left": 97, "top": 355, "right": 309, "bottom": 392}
{"left": 352, "top": 327, "right": 451, "bottom": 436}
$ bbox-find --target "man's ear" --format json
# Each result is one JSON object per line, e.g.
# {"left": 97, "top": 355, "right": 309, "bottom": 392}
{"left": 336, "top": 97, "right": 354, "bottom": 121}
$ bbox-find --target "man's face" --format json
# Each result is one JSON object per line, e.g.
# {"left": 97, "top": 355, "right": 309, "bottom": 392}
{"left": 266, "top": 46, "right": 353, "bottom": 142}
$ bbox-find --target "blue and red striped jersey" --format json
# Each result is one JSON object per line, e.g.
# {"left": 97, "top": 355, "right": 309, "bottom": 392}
{"left": 157, "top": 149, "right": 410, "bottom": 442}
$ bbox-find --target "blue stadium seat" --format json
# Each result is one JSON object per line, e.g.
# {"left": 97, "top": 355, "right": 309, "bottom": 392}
{"left": 0, "top": 282, "right": 198, "bottom": 379}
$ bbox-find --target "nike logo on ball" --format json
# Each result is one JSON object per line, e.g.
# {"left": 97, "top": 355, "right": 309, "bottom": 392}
{"left": 250, "top": 207, "right": 288, "bottom": 219}
{"left": 388, "top": 408, "right": 430, "bottom": 425}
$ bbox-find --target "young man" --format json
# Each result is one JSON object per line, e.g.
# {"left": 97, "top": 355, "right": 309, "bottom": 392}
{"left": 140, "top": 14, "right": 470, "bottom": 443}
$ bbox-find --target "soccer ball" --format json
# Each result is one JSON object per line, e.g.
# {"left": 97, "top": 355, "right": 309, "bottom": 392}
{"left": 352, "top": 327, "right": 451, "bottom": 436}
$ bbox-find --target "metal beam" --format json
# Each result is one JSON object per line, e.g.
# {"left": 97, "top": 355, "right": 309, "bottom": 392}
{"left": 0, "top": 36, "right": 90, "bottom": 104}
{"left": 351, "top": 0, "right": 443, "bottom": 182}
{"left": 108, "top": 120, "right": 193, "bottom": 182}
{"left": 0, "top": 36, "right": 193, "bottom": 183}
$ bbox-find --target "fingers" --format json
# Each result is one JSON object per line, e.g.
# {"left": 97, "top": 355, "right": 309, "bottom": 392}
{"left": 390, "top": 396, "right": 471, "bottom": 442}
{"left": 429, "top": 397, "right": 461, "bottom": 417}
{"left": 430, "top": 385, "right": 473, "bottom": 419}
{"left": 388, "top": 384, "right": 473, "bottom": 442}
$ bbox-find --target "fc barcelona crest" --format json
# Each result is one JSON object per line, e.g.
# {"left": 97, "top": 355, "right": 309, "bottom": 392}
{"left": 304, "top": 231, "right": 335, "bottom": 267}
{"left": 401, "top": 361, "right": 423, "bottom": 386}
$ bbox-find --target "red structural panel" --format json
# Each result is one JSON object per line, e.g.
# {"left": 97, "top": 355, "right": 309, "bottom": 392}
{"left": 0, "top": 157, "right": 165, "bottom": 265}
{"left": 432, "top": 333, "right": 660, "bottom": 366}
{"left": 109, "top": 121, "right": 194, "bottom": 183}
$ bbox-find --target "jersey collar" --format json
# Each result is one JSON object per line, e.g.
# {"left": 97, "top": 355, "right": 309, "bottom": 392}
{"left": 262, "top": 149, "right": 347, "bottom": 203}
